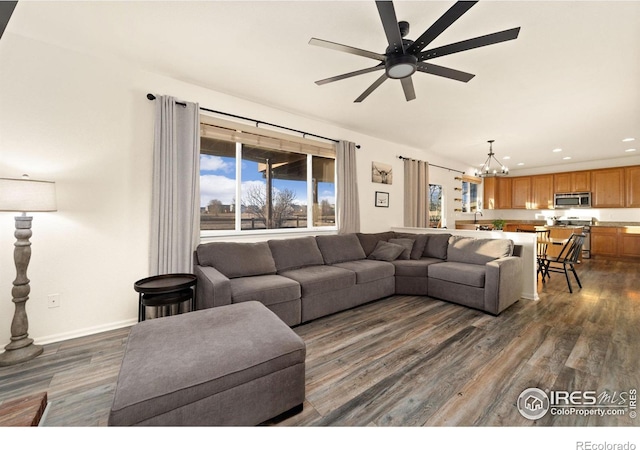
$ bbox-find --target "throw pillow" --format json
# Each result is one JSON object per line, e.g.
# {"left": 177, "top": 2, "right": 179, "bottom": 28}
{"left": 388, "top": 238, "right": 415, "bottom": 260}
{"left": 394, "top": 232, "right": 428, "bottom": 259}
{"left": 367, "top": 240, "right": 405, "bottom": 262}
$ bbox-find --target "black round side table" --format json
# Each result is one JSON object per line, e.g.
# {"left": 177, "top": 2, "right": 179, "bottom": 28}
{"left": 134, "top": 273, "right": 197, "bottom": 322}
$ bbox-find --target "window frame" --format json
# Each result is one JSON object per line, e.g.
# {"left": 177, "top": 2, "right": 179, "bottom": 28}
{"left": 199, "top": 114, "right": 338, "bottom": 239}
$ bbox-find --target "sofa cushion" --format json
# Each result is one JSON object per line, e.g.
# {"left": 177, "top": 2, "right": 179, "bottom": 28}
{"left": 196, "top": 242, "right": 276, "bottom": 279}
{"left": 356, "top": 232, "right": 396, "bottom": 256}
{"left": 447, "top": 236, "right": 514, "bottom": 265}
{"left": 333, "top": 260, "right": 395, "bottom": 284}
{"left": 428, "top": 262, "right": 486, "bottom": 288}
{"left": 367, "top": 240, "right": 405, "bottom": 262}
{"left": 316, "top": 234, "right": 366, "bottom": 264}
{"left": 392, "top": 258, "right": 443, "bottom": 277}
{"left": 422, "top": 233, "right": 451, "bottom": 260}
{"left": 229, "top": 275, "right": 301, "bottom": 306}
{"left": 388, "top": 238, "right": 414, "bottom": 260}
{"left": 280, "top": 265, "right": 355, "bottom": 296}
{"left": 394, "top": 233, "right": 428, "bottom": 260}
{"left": 268, "top": 237, "right": 324, "bottom": 273}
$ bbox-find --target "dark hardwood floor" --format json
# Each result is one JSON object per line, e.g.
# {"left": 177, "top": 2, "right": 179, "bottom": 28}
{"left": 0, "top": 257, "right": 638, "bottom": 427}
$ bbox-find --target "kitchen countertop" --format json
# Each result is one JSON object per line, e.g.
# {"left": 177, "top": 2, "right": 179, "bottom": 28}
{"left": 457, "top": 220, "right": 640, "bottom": 227}
{"left": 592, "top": 222, "right": 640, "bottom": 227}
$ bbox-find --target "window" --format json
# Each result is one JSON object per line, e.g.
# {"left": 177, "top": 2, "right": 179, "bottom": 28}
{"left": 199, "top": 117, "right": 336, "bottom": 235}
{"left": 461, "top": 175, "right": 481, "bottom": 213}
{"left": 429, "top": 184, "right": 443, "bottom": 228}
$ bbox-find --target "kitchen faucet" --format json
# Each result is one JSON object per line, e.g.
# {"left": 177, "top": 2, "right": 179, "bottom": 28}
{"left": 474, "top": 210, "right": 483, "bottom": 224}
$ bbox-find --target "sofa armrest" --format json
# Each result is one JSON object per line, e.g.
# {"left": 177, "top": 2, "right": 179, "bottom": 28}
{"left": 194, "top": 265, "right": 232, "bottom": 310}
{"left": 484, "top": 256, "right": 523, "bottom": 315}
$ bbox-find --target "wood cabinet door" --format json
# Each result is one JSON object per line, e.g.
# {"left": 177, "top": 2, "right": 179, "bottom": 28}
{"left": 511, "top": 177, "right": 531, "bottom": 209}
{"left": 483, "top": 177, "right": 496, "bottom": 210}
{"left": 572, "top": 171, "right": 591, "bottom": 192}
{"left": 620, "top": 234, "right": 640, "bottom": 258}
{"left": 531, "top": 174, "right": 554, "bottom": 209}
{"left": 625, "top": 166, "right": 640, "bottom": 207}
{"left": 496, "top": 177, "right": 512, "bottom": 209}
{"left": 591, "top": 227, "right": 619, "bottom": 257}
{"left": 592, "top": 168, "right": 625, "bottom": 208}
{"left": 554, "top": 173, "right": 572, "bottom": 193}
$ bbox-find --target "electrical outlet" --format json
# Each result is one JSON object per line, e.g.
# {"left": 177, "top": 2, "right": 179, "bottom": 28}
{"left": 47, "top": 294, "right": 60, "bottom": 308}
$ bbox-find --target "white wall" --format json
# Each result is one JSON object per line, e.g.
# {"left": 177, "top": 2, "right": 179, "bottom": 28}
{"left": 0, "top": 33, "right": 467, "bottom": 345}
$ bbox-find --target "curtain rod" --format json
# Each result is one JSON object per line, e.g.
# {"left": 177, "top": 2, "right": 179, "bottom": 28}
{"left": 146, "top": 93, "right": 360, "bottom": 148}
{"left": 397, "top": 155, "right": 465, "bottom": 174}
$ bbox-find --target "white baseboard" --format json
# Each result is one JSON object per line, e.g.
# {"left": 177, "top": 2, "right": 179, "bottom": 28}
{"left": 33, "top": 318, "right": 138, "bottom": 346}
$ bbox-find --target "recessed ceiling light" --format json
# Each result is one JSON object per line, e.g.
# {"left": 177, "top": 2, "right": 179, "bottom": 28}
{"left": 517, "top": 162, "right": 525, "bottom": 166}
{"left": 552, "top": 148, "right": 562, "bottom": 152}
{"left": 622, "top": 138, "right": 635, "bottom": 142}
{"left": 626, "top": 148, "right": 637, "bottom": 153}
{"left": 563, "top": 156, "right": 572, "bottom": 160}
{"left": 502, "top": 156, "right": 511, "bottom": 160}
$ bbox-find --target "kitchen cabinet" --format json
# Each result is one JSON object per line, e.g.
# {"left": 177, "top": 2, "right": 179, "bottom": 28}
{"left": 554, "top": 171, "right": 591, "bottom": 193}
{"left": 484, "top": 164, "right": 637, "bottom": 210}
{"left": 483, "top": 177, "right": 496, "bottom": 209}
{"left": 592, "top": 168, "right": 625, "bottom": 208}
{"left": 620, "top": 227, "right": 640, "bottom": 258}
{"left": 511, "top": 177, "right": 531, "bottom": 209}
{"left": 482, "top": 177, "right": 512, "bottom": 209}
{"left": 531, "top": 174, "right": 554, "bottom": 209}
{"left": 591, "top": 227, "right": 619, "bottom": 257}
{"left": 625, "top": 166, "right": 640, "bottom": 207}
{"left": 496, "top": 177, "right": 512, "bottom": 209}
{"left": 591, "top": 226, "right": 640, "bottom": 258}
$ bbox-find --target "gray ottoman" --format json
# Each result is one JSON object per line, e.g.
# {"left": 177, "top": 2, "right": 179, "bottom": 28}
{"left": 108, "top": 301, "right": 305, "bottom": 426}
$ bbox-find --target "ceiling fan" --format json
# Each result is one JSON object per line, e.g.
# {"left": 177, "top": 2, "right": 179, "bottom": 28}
{"left": 309, "top": 0, "right": 520, "bottom": 103}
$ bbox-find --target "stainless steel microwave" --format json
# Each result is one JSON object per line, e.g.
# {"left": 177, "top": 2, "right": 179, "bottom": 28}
{"left": 554, "top": 192, "right": 591, "bottom": 209}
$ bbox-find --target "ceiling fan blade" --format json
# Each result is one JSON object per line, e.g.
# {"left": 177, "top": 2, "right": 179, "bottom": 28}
{"left": 418, "top": 27, "right": 521, "bottom": 61}
{"left": 407, "top": 1, "right": 478, "bottom": 54}
{"left": 416, "top": 62, "right": 475, "bottom": 82}
{"left": 375, "top": 1, "right": 404, "bottom": 54}
{"left": 401, "top": 77, "right": 416, "bottom": 101}
{"left": 354, "top": 73, "right": 388, "bottom": 103}
{"left": 309, "top": 38, "right": 385, "bottom": 61}
{"left": 315, "top": 64, "right": 385, "bottom": 85}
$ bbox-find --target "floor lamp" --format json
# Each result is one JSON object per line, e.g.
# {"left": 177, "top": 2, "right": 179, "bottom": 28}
{"left": 0, "top": 175, "right": 56, "bottom": 366}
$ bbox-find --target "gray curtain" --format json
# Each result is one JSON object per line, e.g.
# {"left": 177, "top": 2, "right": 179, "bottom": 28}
{"left": 150, "top": 95, "right": 200, "bottom": 275}
{"left": 336, "top": 140, "right": 360, "bottom": 234}
{"left": 403, "top": 158, "right": 429, "bottom": 228}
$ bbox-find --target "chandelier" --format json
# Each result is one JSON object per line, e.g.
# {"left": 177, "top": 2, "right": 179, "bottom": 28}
{"left": 475, "top": 140, "right": 509, "bottom": 177}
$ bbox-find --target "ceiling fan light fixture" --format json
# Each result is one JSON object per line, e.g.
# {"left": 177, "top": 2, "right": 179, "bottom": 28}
{"left": 385, "top": 54, "right": 417, "bottom": 79}
{"left": 474, "top": 140, "right": 509, "bottom": 177}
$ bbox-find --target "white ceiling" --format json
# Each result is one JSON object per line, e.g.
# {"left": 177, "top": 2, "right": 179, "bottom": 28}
{"left": 7, "top": 1, "right": 640, "bottom": 172}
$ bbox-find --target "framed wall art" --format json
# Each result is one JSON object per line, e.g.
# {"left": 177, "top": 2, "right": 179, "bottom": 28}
{"left": 375, "top": 191, "right": 389, "bottom": 208}
{"left": 372, "top": 162, "right": 392, "bottom": 184}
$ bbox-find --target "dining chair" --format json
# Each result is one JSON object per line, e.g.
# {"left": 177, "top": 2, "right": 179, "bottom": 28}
{"left": 535, "top": 229, "right": 550, "bottom": 278}
{"left": 516, "top": 228, "right": 549, "bottom": 278}
{"left": 540, "top": 233, "right": 586, "bottom": 293}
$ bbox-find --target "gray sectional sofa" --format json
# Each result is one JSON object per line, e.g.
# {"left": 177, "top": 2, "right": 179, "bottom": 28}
{"left": 194, "top": 231, "right": 523, "bottom": 327}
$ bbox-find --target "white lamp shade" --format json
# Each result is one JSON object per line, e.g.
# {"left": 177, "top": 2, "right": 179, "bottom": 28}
{"left": 0, "top": 177, "right": 57, "bottom": 212}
